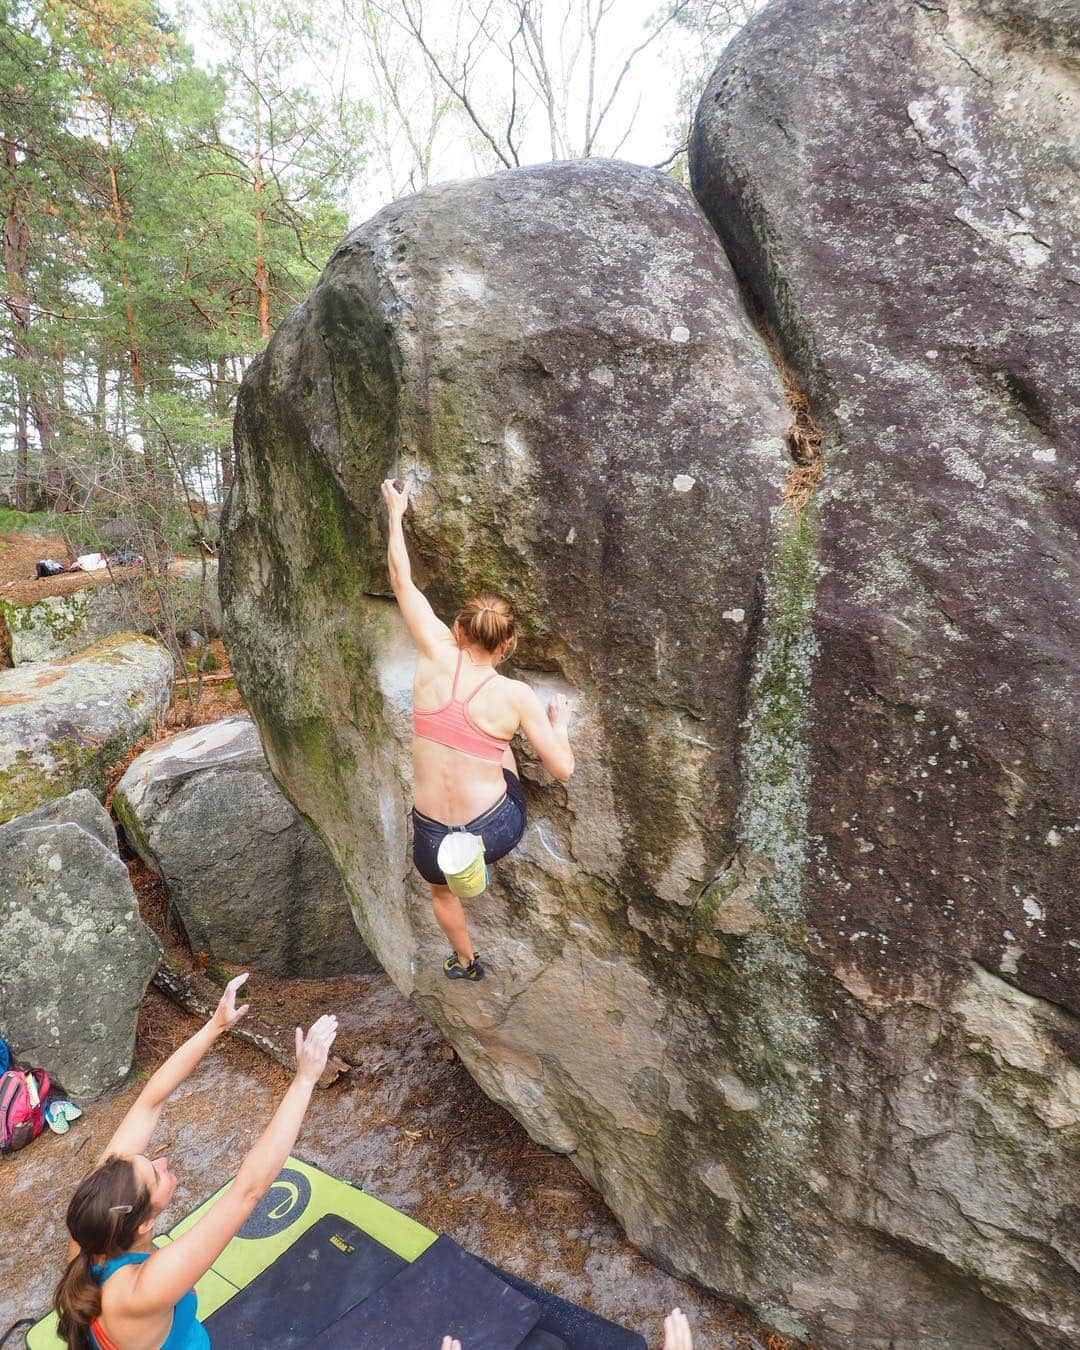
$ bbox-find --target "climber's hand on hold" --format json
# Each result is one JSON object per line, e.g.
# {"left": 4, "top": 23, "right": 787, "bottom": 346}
{"left": 440, "top": 1338, "right": 462, "bottom": 1350}
{"left": 547, "top": 692, "right": 571, "bottom": 730}
{"left": 211, "top": 972, "right": 250, "bottom": 1035}
{"left": 663, "top": 1307, "right": 693, "bottom": 1350}
{"left": 382, "top": 477, "right": 410, "bottom": 521}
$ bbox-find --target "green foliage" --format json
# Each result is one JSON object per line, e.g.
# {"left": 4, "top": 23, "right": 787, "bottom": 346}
{"left": 1, "top": 0, "right": 369, "bottom": 518}
{"left": 0, "top": 506, "right": 57, "bottom": 532}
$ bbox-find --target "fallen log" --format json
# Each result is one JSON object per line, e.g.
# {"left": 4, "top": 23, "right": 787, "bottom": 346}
{"left": 152, "top": 957, "right": 350, "bottom": 1088}
{"left": 172, "top": 671, "right": 236, "bottom": 685}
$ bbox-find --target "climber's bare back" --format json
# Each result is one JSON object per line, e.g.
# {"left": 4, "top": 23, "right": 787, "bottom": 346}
{"left": 412, "top": 636, "right": 521, "bottom": 824}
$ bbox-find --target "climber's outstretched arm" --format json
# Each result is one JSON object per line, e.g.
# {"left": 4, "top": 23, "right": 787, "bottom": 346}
{"left": 66, "top": 974, "right": 251, "bottom": 1262}
{"left": 382, "top": 478, "right": 452, "bottom": 655}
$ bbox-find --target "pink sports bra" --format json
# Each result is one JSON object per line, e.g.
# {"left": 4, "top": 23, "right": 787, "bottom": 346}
{"left": 412, "top": 650, "right": 510, "bottom": 763}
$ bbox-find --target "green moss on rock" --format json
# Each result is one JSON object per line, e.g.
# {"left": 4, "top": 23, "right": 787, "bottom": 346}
{"left": 715, "top": 499, "right": 824, "bottom": 1266}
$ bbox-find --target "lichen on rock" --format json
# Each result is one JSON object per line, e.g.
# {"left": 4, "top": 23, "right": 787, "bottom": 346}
{"left": 0, "top": 634, "right": 173, "bottom": 822}
{"left": 691, "top": 0, "right": 1080, "bottom": 1342}
{"left": 221, "top": 157, "right": 796, "bottom": 1316}
{"left": 0, "top": 791, "right": 161, "bottom": 1097}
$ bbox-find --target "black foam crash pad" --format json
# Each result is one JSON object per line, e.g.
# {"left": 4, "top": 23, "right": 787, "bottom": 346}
{"left": 479, "top": 1257, "right": 647, "bottom": 1350}
{"left": 308, "top": 1234, "right": 541, "bottom": 1349}
{"left": 203, "top": 1213, "right": 407, "bottom": 1348}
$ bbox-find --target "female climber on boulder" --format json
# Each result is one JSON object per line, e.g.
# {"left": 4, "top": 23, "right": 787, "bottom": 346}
{"left": 382, "top": 477, "right": 574, "bottom": 982}
{"left": 54, "top": 973, "right": 337, "bottom": 1350}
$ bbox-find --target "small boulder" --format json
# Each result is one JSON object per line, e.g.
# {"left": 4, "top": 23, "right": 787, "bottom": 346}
{"left": 10, "top": 787, "right": 119, "bottom": 852}
{"left": 113, "top": 715, "right": 374, "bottom": 978}
{"left": 0, "top": 791, "right": 161, "bottom": 1097}
{"left": 0, "top": 592, "right": 103, "bottom": 666}
{"left": 0, "top": 634, "right": 174, "bottom": 824}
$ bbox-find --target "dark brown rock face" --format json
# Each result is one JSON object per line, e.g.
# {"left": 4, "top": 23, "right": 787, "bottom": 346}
{"left": 692, "top": 1, "right": 1080, "bottom": 1344}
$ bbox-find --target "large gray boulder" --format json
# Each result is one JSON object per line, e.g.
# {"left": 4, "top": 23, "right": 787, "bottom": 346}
{"left": 690, "top": 0, "right": 1080, "bottom": 1345}
{"left": 113, "top": 716, "right": 375, "bottom": 977}
{"left": 0, "top": 791, "right": 161, "bottom": 1097}
{"left": 221, "top": 156, "right": 795, "bottom": 1330}
{"left": 0, "top": 634, "right": 174, "bottom": 823}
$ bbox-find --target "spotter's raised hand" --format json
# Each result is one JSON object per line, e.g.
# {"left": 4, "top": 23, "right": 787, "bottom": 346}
{"left": 211, "top": 972, "right": 250, "bottom": 1034}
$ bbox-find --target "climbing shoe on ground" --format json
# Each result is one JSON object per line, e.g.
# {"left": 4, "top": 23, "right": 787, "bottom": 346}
{"left": 444, "top": 952, "right": 485, "bottom": 981}
{"left": 45, "top": 1099, "right": 82, "bottom": 1134}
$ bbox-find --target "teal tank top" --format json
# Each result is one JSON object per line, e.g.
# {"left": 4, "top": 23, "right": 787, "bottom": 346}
{"left": 90, "top": 1252, "right": 209, "bottom": 1350}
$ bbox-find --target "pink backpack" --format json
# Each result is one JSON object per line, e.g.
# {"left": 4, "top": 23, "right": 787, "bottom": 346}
{"left": 0, "top": 1067, "right": 51, "bottom": 1152}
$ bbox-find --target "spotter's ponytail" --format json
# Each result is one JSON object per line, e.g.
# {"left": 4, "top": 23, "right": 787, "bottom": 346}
{"left": 54, "top": 1156, "right": 151, "bottom": 1348}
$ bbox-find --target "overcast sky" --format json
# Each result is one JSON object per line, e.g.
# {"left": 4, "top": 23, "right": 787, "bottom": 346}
{"left": 181, "top": 0, "right": 729, "bottom": 227}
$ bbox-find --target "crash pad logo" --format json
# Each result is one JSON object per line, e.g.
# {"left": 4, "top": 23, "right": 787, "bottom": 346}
{"left": 238, "top": 1167, "right": 311, "bottom": 1239}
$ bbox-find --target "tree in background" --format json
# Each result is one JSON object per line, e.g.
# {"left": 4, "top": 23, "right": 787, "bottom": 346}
{"left": 1, "top": 0, "right": 368, "bottom": 515}
{"left": 197, "top": 0, "right": 368, "bottom": 341}
{"left": 1, "top": 0, "right": 79, "bottom": 509}
{"left": 351, "top": 0, "right": 760, "bottom": 183}
{"left": 1, "top": 0, "right": 368, "bottom": 707}
{"left": 354, "top": 0, "right": 452, "bottom": 198}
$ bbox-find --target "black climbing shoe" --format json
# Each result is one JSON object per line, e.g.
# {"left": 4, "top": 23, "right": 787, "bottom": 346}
{"left": 444, "top": 952, "right": 485, "bottom": 982}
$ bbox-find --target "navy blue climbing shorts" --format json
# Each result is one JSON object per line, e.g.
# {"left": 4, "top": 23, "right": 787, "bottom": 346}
{"left": 411, "top": 769, "right": 527, "bottom": 887}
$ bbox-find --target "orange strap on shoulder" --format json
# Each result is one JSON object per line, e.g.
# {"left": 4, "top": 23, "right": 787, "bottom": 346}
{"left": 89, "top": 1318, "right": 121, "bottom": 1350}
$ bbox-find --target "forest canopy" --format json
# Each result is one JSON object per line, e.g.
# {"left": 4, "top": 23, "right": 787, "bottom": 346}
{"left": 1, "top": 0, "right": 756, "bottom": 528}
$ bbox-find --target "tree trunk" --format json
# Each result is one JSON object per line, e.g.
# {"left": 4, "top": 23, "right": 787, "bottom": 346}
{"left": 254, "top": 194, "right": 270, "bottom": 340}
{"left": 4, "top": 135, "right": 33, "bottom": 511}
{"left": 31, "top": 380, "right": 63, "bottom": 510}
{"left": 104, "top": 113, "right": 154, "bottom": 492}
{"left": 216, "top": 356, "right": 234, "bottom": 496}
{"left": 12, "top": 383, "right": 29, "bottom": 511}
{"left": 95, "top": 354, "right": 108, "bottom": 428}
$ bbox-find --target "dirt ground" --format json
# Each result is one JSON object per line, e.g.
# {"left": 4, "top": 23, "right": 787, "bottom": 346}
{"left": 0, "top": 530, "right": 797, "bottom": 1350}
{"left": 0, "top": 529, "right": 214, "bottom": 608}
{"left": 0, "top": 530, "right": 142, "bottom": 604}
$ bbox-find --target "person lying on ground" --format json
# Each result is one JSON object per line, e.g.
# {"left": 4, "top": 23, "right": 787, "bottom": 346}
{"left": 382, "top": 477, "right": 575, "bottom": 983}
{"left": 54, "top": 973, "right": 337, "bottom": 1350}
{"left": 438, "top": 1305, "right": 693, "bottom": 1349}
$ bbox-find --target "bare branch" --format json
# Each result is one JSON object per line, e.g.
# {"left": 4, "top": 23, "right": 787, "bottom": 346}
{"left": 588, "top": 0, "right": 695, "bottom": 155}
{"left": 395, "top": 0, "right": 513, "bottom": 169}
